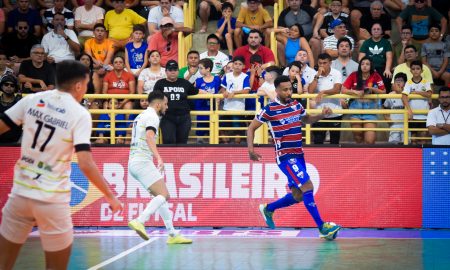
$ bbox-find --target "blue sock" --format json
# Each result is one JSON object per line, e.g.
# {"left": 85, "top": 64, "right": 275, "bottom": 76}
{"left": 267, "top": 193, "right": 299, "bottom": 212}
{"left": 302, "top": 190, "right": 324, "bottom": 229}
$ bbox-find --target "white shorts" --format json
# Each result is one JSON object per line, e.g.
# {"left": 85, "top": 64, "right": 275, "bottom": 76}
{"left": 129, "top": 160, "right": 163, "bottom": 189}
{"left": 0, "top": 194, "right": 73, "bottom": 252}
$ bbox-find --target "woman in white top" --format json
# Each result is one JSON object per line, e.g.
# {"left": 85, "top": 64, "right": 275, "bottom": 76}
{"left": 137, "top": 50, "right": 166, "bottom": 94}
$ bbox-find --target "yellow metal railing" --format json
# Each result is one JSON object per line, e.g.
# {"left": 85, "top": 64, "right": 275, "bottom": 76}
{"left": 86, "top": 93, "right": 437, "bottom": 145}
{"left": 178, "top": 0, "right": 195, "bottom": 67}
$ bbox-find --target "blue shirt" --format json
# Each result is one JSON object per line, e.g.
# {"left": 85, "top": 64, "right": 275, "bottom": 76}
{"left": 217, "top": 17, "right": 237, "bottom": 37}
{"left": 125, "top": 42, "right": 148, "bottom": 69}
{"left": 194, "top": 76, "right": 221, "bottom": 110}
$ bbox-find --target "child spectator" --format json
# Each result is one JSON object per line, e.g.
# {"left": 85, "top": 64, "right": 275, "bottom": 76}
{"left": 421, "top": 24, "right": 450, "bottom": 86}
{"left": 96, "top": 98, "right": 127, "bottom": 144}
{"left": 84, "top": 23, "right": 114, "bottom": 70}
{"left": 383, "top": 72, "right": 412, "bottom": 144}
{"left": 402, "top": 60, "right": 432, "bottom": 144}
{"left": 257, "top": 65, "right": 279, "bottom": 101}
{"left": 125, "top": 24, "right": 148, "bottom": 78}
{"left": 0, "top": 52, "right": 14, "bottom": 79}
{"left": 137, "top": 50, "right": 166, "bottom": 94}
{"left": 215, "top": 2, "right": 237, "bottom": 55}
{"left": 219, "top": 56, "right": 250, "bottom": 143}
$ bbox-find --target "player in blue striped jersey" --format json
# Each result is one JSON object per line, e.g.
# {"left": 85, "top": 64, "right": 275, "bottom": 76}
{"left": 247, "top": 75, "right": 341, "bottom": 240}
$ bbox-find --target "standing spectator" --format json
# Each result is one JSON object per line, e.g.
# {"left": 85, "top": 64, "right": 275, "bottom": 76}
{"left": 147, "top": 0, "right": 184, "bottom": 35}
{"left": 43, "top": 0, "right": 75, "bottom": 31}
{"left": 355, "top": 1, "right": 391, "bottom": 42}
{"left": 179, "top": 50, "right": 201, "bottom": 84}
{"left": 137, "top": 50, "right": 166, "bottom": 94}
{"left": 198, "top": 0, "right": 236, "bottom": 33}
{"left": 426, "top": 86, "right": 450, "bottom": 145}
{"left": 124, "top": 24, "right": 148, "bottom": 78}
{"left": 153, "top": 60, "right": 200, "bottom": 144}
{"left": 215, "top": 2, "right": 236, "bottom": 55}
{"left": 84, "top": 23, "right": 114, "bottom": 70}
{"left": 234, "top": 0, "right": 273, "bottom": 47}
{"left": 397, "top": 0, "right": 447, "bottom": 42}
{"left": 341, "top": 57, "right": 386, "bottom": 144}
{"left": 323, "top": 19, "right": 354, "bottom": 59}
{"left": 308, "top": 53, "right": 343, "bottom": 144}
{"left": 233, "top": 29, "right": 275, "bottom": 72}
{"left": 18, "top": 44, "right": 56, "bottom": 93}
{"left": 359, "top": 23, "right": 393, "bottom": 88}
{"left": 395, "top": 25, "right": 422, "bottom": 65}
{"left": 6, "top": 0, "right": 42, "bottom": 37}
{"left": 0, "top": 75, "right": 22, "bottom": 143}
{"left": 200, "top": 34, "right": 230, "bottom": 76}
{"left": 392, "top": 45, "right": 434, "bottom": 84}
{"left": 41, "top": 13, "right": 80, "bottom": 64}
{"left": 331, "top": 37, "right": 358, "bottom": 82}
{"left": 104, "top": 0, "right": 146, "bottom": 50}
{"left": 74, "top": 0, "right": 105, "bottom": 46}
{"left": 421, "top": 24, "right": 450, "bottom": 86}
{"left": 102, "top": 55, "right": 135, "bottom": 110}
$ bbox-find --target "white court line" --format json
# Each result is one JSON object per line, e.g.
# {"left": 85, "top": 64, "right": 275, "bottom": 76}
{"left": 87, "top": 238, "right": 159, "bottom": 270}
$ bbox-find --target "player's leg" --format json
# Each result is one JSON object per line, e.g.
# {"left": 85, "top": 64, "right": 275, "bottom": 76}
{"left": 0, "top": 235, "right": 23, "bottom": 270}
{"left": 44, "top": 245, "right": 72, "bottom": 270}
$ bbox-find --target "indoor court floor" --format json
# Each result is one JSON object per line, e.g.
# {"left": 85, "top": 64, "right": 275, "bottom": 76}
{"left": 14, "top": 228, "right": 450, "bottom": 270}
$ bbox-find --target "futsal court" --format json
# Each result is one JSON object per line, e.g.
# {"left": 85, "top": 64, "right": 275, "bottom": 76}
{"left": 13, "top": 228, "right": 450, "bottom": 269}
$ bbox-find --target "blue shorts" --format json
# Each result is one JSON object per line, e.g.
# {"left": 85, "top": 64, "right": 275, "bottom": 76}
{"left": 349, "top": 100, "right": 378, "bottom": 121}
{"left": 278, "top": 156, "right": 310, "bottom": 189}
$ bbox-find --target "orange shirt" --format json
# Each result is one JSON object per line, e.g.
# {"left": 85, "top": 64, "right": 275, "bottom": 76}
{"left": 147, "top": 31, "right": 178, "bottom": 67}
{"left": 84, "top": 38, "right": 114, "bottom": 63}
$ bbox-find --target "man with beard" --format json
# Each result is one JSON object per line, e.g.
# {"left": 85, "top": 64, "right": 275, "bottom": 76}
{"left": 232, "top": 29, "right": 275, "bottom": 72}
{"left": 0, "top": 75, "right": 22, "bottom": 143}
{"left": 427, "top": 86, "right": 450, "bottom": 145}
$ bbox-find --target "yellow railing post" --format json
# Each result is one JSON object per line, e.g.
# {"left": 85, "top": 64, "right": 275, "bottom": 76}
{"left": 403, "top": 109, "right": 409, "bottom": 145}
{"left": 110, "top": 98, "right": 116, "bottom": 144}
{"left": 254, "top": 96, "right": 264, "bottom": 144}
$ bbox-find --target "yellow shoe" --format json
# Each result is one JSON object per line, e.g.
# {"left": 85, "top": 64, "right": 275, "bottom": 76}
{"left": 166, "top": 234, "right": 193, "bottom": 244}
{"left": 128, "top": 219, "right": 149, "bottom": 241}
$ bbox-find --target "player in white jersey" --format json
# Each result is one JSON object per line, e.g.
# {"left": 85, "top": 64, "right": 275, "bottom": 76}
{"left": 128, "top": 91, "right": 192, "bottom": 244}
{"left": 0, "top": 60, "right": 122, "bottom": 270}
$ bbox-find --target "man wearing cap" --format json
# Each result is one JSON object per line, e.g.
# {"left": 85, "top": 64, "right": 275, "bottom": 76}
{"left": 233, "top": 29, "right": 275, "bottom": 73}
{"left": 323, "top": 18, "right": 354, "bottom": 59}
{"left": 0, "top": 75, "right": 22, "bottom": 143}
{"left": 153, "top": 60, "right": 200, "bottom": 144}
{"left": 234, "top": 0, "right": 273, "bottom": 47}
{"left": 147, "top": 16, "right": 193, "bottom": 67}
{"left": 147, "top": 0, "right": 184, "bottom": 35}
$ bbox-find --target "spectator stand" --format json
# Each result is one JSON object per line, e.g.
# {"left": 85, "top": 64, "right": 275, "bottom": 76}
{"left": 178, "top": 0, "right": 196, "bottom": 67}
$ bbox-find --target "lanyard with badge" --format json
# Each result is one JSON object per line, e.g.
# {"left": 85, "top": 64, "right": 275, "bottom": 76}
{"left": 441, "top": 110, "right": 450, "bottom": 124}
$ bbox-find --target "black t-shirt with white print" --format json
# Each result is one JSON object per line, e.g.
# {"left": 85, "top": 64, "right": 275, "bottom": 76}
{"left": 153, "top": 78, "right": 199, "bottom": 115}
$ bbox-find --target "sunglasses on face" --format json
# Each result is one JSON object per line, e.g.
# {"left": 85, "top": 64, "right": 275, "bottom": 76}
{"left": 18, "top": 26, "right": 28, "bottom": 30}
{"left": 166, "top": 41, "right": 171, "bottom": 52}
{"left": 341, "top": 66, "right": 347, "bottom": 77}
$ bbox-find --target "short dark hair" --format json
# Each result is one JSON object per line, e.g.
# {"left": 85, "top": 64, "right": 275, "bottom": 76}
{"left": 206, "top": 34, "right": 220, "bottom": 43}
{"left": 148, "top": 90, "right": 166, "bottom": 104}
{"left": 55, "top": 60, "right": 90, "bottom": 90}
{"left": 222, "top": 1, "right": 234, "bottom": 11}
{"left": 394, "top": 72, "right": 407, "bottom": 82}
{"left": 199, "top": 58, "right": 213, "bottom": 72}
{"left": 94, "top": 23, "right": 106, "bottom": 30}
{"left": 428, "top": 22, "right": 441, "bottom": 31}
{"left": 438, "top": 86, "right": 450, "bottom": 95}
{"left": 232, "top": 55, "right": 245, "bottom": 64}
{"left": 187, "top": 50, "right": 200, "bottom": 57}
{"left": 410, "top": 60, "right": 422, "bottom": 69}
{"left": 318, "top": 53, "right": 332, "bottom": 61}
{"left": 248, "top": 29, "right": 263, "bottom": 39}
{"left": 53, "top": 12, "right": 65, "bottom": 19}
{"left": 404, "top": 44, "right": 417, "bottom": 53}
{"left": 337, "top": 37, "right": 352, "bottom": 50}
{"left": 288, "top": 61, "right": 302, "bottom": 71}
{"left": 133, "top": 24, "right": 146, "bottom": 33}
{"left": 250, "top": 54, "right": 262, "bottom": 64}
{"left": 274, "top": 75, "right": 290, "bottom": 89}
{"left": 401, "top": 25, "right": 412, "bottom": 31}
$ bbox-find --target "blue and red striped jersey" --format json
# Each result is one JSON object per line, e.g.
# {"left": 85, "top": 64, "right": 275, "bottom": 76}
{"left": 256, "top": 99, "right": 306, "bottom": 163}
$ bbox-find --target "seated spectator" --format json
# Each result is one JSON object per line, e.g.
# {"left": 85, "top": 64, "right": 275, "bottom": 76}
{"left": 277, "top": 0, "right": 315, "bottom": 39}
{"left": 395, "top": 25, "right": 422, "bottom": 65}
{"left": 200, "top": 34, "right": 231, "bottom": 76}
{"left": 355, "top": 1, "right": 391, "bottom": 42}
{"left": 286, "top": 61, "right": 305, "bottom": 99}
{"left": 74, "top": 0, "right": 105, "bottom": 46}
{"left": 198, "top": 0, "right": 236, "bottom": 33}
{"left": 392, "top": 45, "right": 434, "bottom": 84}
{"left": 0, "top": 8, "right": 5, "bottom": 38}
{"left": 426, "top": 86, "right": 450, "bottom": 145}
{"left": 179, "top": 50, "right": 201, "bottom": 84}
{"left": 153, "top": 60, "right": 200, "bottom": 144}
{"left": 0, "top": 52, "right": 14, "bottom": 79}
{"left": 341, "top": 57, "right": 386, "bottom": 144}
{"left": 397, "top": 0, "right": 447, "bottom": 42}
{"left": 105, "top": 0, "right": 140, "bottom": 9}
{"left": 71, "top": 0, "right": 104, "bottom": 9}
{"left": 125, "top": 24, "right": 148, "bottom": 78}
{"left": 0, "top": 75, "right": 22, "bottom": 143}
{"left": 84, "top": 23, "right": 114, "bottom": 70}
{"left": 147, "top": 16, "right": 193, "bottom": 67}
{"left": 331, "top": 37, "right": 358, "bottom": 82}
{"left": 18, "top": 44, "right": 56, "bottom": 93}
{"left": 278, "top": 23, "right": 314, "bottom": 67}
{"left": 402, "top": 60, "right": 432, "bottom": 144}
{"left": 323, "top": 18, "right": 354, "bottom": 59}
{"left": 147, "top": 0, "right": 184, "bottom": 35}
{"left": 102, "top": 55, "right": 135, "bottom": 110}
{"left": 137, "top": 50, "right": 166, "bottom": 94}
{"left": 104, "top": 0, "right": 146, "bottom": 50}
{"left": 233, "top": 29, "right": 275, "bottom": 72}
{"left": 316, "top": 0, "right": 350, "bottom": 16}
{"left": 308, "top": 53, "right": 343, "bottom": 144}
{"left": 6, "top": 0, "right": 42, "bottom": 37}
{"left": 1, "top": 20, "right": 39, "bottom": 72}
{"left": 215, "top": 2, "right": 236, "bottom": 54}
{"left": 234, "top": 0, "right": 273, "bottom": 47}
{"left": 77, "top": 52, "right": 100, "bottom": 96}
{"left": 41, "top": 12, "right": 80, "bottom": 64}
{"left": 282, "top": 49, "right": 316, "bottom": 87}
{"left": 43, "top": 0, "right": 74, "bottom": 32}
{"left": 421, "top": 24, "right": 450, "bottom": 86}
{"left": 95, "top": 99, "right": 127, "bottom": 144}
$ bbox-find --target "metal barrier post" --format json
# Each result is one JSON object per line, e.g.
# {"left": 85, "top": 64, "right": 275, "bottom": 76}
{"left": 110, "top": 98, "right": 116, "bottom": 144}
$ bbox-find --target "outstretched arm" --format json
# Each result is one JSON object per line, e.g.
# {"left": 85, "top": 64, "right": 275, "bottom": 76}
{"left": 247, "top": 119, "right": 263, "bottom": 161}
{"left": 302, "top": 106, "right": 333, "bottom": 124}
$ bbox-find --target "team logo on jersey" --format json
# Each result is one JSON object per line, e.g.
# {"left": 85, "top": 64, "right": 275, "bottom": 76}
{"left": 288, "top": 158, "right": 297, "bottom": 164}
{"left": 37, "top": 99, "right": 45, "bottom": 107}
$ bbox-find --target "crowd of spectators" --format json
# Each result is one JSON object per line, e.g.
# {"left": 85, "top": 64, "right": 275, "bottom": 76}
{"left": 0, "top": 0, "right": 449, "bottom": 145}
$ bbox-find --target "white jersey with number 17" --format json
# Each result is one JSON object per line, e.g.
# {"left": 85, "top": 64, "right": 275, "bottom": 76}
{"left": 129, "top": 107, "right": 160, "bottom": 161}
{"left": 4, "top": 90, "right": 92, "bottom": 203}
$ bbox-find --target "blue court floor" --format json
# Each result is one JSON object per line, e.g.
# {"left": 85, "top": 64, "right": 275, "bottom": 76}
{"left": 14, "top": 228, "right": 450, "bottom": 270}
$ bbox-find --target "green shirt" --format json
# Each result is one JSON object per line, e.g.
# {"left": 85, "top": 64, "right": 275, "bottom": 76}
{"left": 360, "top": 38, "right": 392, "bottom": 72}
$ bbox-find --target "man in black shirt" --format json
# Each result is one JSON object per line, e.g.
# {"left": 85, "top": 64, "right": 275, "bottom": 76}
{"left": 153, "top": 60, "right": 199, "bottom": 144}
{"left": 18, "top": 44, "right": 55, "bottom": 93}
{"left": 0, "top": 75, "right": 22, "bottom": 143}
